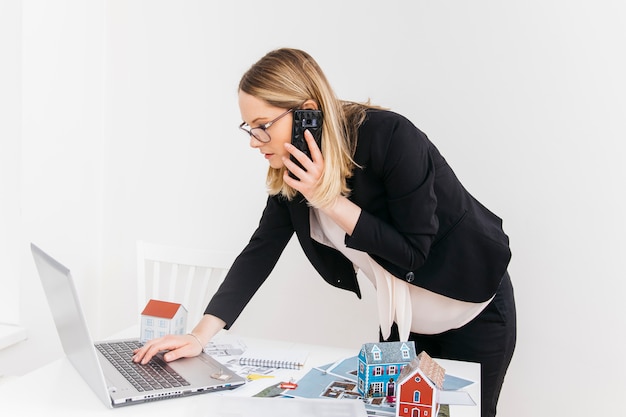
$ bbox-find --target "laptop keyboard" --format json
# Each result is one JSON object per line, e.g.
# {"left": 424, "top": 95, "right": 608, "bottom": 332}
{"left": 96, "top": 340, "right": 190, "bottom": 392}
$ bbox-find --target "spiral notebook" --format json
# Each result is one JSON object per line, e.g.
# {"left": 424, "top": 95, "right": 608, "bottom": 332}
{"left": 239, "top": 348, "right": 308, "bottom": 370}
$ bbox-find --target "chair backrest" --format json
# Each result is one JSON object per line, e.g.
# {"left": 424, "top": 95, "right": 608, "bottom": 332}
{"left": 136, "top": 240, "right": 236, "bottom": 331}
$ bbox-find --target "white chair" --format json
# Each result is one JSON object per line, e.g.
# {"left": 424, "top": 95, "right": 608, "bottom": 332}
{"left": 136, "top": 240, "right": 236, "bottom": 331}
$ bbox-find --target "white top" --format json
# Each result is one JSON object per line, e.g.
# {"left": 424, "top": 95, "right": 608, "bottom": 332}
{"left": 310, "top": 209, "right": 493, "bottom": 341}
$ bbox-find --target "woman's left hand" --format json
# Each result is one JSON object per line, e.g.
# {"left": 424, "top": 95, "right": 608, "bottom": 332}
{"left": 282, "top": 129, "right": 324, "bottom": 202}
{"left": 283, "top": 129, "right": 361, "bottom": 235}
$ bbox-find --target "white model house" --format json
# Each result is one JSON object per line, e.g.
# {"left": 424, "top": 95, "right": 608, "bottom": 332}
{"left": 139, "top": 299, "right": 187, "bottom": 343}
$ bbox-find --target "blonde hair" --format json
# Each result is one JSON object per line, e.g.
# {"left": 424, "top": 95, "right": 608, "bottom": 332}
{"left": 238, "top": 48, "right": 372, "bottom": 207}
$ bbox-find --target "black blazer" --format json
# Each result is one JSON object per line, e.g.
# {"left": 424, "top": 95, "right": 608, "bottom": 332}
{"left": 206, "top": 110, "right": 511, "bottom": 328}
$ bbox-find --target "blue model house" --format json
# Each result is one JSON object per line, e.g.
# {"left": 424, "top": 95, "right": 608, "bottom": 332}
{"left": 357, "top": 341, "right": 417, "bottom": 399}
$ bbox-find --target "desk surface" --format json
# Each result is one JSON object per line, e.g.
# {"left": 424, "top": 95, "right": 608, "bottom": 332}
{"left": 0, "top": 331, "right": 480, "bottom": 417}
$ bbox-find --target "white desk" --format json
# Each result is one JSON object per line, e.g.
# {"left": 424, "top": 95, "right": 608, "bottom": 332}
{"left": 0, "top": 332, "right": 480, "bottom": 416}
{"left": 0, "top": 323, "right": 27, "bottom": 350}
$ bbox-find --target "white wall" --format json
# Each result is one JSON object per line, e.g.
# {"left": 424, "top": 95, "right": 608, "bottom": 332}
{"left": 0, "top": 0, "right": 22, "bottom": 326}
{"left": 0, "top": 0, "right": 106, "bottom": 374}
{"left": 2, "top": 1, "right": 625, "bottom": 416}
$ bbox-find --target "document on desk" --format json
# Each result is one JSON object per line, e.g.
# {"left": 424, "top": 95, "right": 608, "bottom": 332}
{"left": 284, "top": 356, "right": 477, "bottom": 416}
{"left": 439, "top": 390, "right": 477, "bottom": 406}
{"left": 238, "top": 348, "right": 308, "bottom": 370}
{"left": 195, "top": 396, "right": 367, "bottom": 417}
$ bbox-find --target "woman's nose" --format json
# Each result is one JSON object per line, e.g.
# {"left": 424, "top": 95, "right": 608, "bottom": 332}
{"left": 249, "top": 135, "right": 263, "bottom": 148}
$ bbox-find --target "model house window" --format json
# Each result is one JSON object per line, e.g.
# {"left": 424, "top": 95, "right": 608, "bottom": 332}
{"left": 371, "top": 382, "right": 383, "bottom": 395}
{"left": 159, "top": 319, "right": 167, "bottom": 327}
{"left": 373, "top": 366, "right": 383, "bottom": 376}
{"left": 413, "top": 390, "right": 421, "bottom": 403}
{"left": 401, "top": 346, "right": 410, "bottom": 359}
{"left": 388, "top": 365, "right": 397, "bottom": 375}
{"left": 146, "top": 318, "right": 153, "bottom": 326}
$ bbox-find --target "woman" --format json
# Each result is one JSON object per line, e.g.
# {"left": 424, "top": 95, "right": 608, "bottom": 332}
{"left": 133, "top": 48, "right": 516, "bottom": 416}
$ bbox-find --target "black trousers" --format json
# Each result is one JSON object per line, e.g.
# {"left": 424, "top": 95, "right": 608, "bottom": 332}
{"left": 381, "top": 272, "right": 516, "bottom": 417}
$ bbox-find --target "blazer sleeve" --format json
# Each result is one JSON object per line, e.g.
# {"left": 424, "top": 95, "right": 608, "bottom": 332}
{"left": 345, "top": 112, "right": 439, "bottom": 272}
{"left": 204, "top": 195, "right": 294, "bottom": 328}
{"left": 344, "top": 110, "right": 511, "bottom": 302}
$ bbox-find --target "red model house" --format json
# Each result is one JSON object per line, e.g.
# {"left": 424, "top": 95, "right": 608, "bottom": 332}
{"left": 395, "top": 351, "right": 445, "bottom": 417}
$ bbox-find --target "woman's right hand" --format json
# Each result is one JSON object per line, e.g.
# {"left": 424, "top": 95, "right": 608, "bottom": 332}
{"left": 132, "top": 314, "right": 226, "bottom": 365}
{"left": 132, "top": 333, "right": 204, "bottom": 365}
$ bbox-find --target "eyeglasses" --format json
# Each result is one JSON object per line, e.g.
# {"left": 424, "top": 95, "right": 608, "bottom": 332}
{"left": 239, "top": 108, "right": 294, "bottom": 143}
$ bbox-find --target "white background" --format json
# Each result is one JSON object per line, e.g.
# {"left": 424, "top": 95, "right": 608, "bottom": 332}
{"left": 1, "top": 1, "right": 625, "bottom": 416}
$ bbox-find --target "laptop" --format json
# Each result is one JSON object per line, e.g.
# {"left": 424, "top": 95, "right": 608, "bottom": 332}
{"left": 30, "top": 243, "right": 246, "bottom": 408}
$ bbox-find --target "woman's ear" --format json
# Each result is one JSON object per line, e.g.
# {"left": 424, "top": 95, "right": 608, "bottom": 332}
{"left": 301, "top": 99, "right": 319, "bottom": 110}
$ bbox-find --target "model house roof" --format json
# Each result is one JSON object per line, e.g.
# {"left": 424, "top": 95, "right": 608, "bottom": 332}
{"left": 141, "top": 299, "right": 186, "bottom": 319}
{"left": 398, "top": 351, "right": 446, "bottom": 390}
{"left": 360, "top": 341, "right": 417, "bottom": 364}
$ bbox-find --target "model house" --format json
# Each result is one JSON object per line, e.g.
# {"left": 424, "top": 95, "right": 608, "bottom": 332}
{"left": 139, "top": 299, "right": 187, "bottom": 343}
{"left": 395, "top": 351, "right": 445, "bottom": 417}
{"left": 357, "top": 341, "right": 417, "bottom": 399}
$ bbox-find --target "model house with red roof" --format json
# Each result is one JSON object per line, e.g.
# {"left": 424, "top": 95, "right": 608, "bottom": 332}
{"left": 395, "top": 351, "right": 445, "bottom": 417}
{"left": 139, "top": 299, "right": 187, "bottom": 343}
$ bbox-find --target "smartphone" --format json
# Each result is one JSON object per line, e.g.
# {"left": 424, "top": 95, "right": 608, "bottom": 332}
{"left": 289, "top": 109, "right": 324, "bottom": 179}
